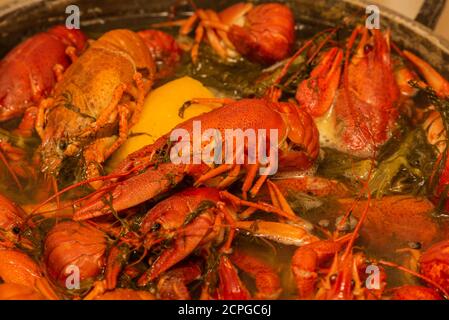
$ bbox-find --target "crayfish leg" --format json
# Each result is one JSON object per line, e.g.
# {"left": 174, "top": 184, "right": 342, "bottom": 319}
{"left": 230, "top": 250, "right": 282, "bottom": 300}
{"left": 403, "top": 50, "right": 449, "bottom": 97}
{"left": 137, "top": 213, "right": 213, "bottom": 286}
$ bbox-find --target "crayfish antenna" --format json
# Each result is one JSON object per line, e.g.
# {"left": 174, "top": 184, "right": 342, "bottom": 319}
{"left": 28, "top": 173, "right": 125, "bottom": 216}
{"left": 0, "top": 148, "right": 23, "bottom": 191}
{"left": 50, "top": 176, "right": 60, "bottom": 210}
{"left": 271, "top": 27, "right": 339, "bottom": 89}
{"left": 324, "top": 162, "right": 375, "bottom": 300}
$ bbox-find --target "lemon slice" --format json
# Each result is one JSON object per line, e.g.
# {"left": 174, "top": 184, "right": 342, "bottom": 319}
{"left": 108, "top": 76, "right": 214, "bottom": 169}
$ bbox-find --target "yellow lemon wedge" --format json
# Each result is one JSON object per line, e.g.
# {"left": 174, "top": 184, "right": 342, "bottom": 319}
{"left": 108, "top": 76, "right": 214, "bottom": 170}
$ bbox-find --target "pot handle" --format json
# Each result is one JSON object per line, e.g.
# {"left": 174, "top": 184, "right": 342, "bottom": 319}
{"left": 415, "top": 0, "right": 447, "bottom": 29}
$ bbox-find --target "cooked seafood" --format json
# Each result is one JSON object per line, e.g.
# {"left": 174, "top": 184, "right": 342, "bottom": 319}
{"left": 36, "top": 29, "right": 155, "bottom": 186}
{"left": 162, "top": 2, "right": 295, "bottom": 64}
{"left": 0, "top": 26, "right": 86, "bottom": 122}
{"left": 0, "top": 26, "right": 87, "bottom": 185}
{"left": 71, "top": 98, "right": 319, "bottom": 221}
{"left": 1, "top": 1, "right": 449, "bottom": 301}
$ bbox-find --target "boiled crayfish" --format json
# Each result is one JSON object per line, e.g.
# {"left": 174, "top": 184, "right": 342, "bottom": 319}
{"left": 161, "top": 2, "right": 295, "bottom": 65}
{"left": 70, "top": 97, "right": 319, "bottom": 220}
{"left": 0, "top": 26, "right": 87, "bottom": 187}
{"left": 0, "top": 25, "right": 86, "bottom": 122}
{"left": 78, "top": 186, "right": 314, "bottom": 298}
{"left": 36, "top": 29, "right": 156, "bottom": 186}
{"left": 0, "top": 193, "right": 58, "bottom": 299}
{"left": 0, "top": 193, "right": 27, "bottom": 246}
{"left": 294, "top": 26, "right": 400, "bottom": 158}
{"left": 43, "top": 221, "right": 107, "bottom": 288}
{"left": 398, "top": 49, "right": 449, "bottom": 211}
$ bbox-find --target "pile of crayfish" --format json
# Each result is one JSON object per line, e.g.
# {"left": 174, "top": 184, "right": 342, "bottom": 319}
{"left": 1, "top": 2, "right": 449, "bottom": 300}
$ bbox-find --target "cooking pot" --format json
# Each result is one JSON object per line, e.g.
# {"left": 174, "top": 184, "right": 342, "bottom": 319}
{"left": 0, "top": 0, "right": 448, "bottom": 76}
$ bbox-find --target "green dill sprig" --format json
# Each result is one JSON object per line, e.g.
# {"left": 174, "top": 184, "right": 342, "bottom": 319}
{"left": 183, "top": 200, "right": 216, "bottom": 227}
{"left": 410, "top": 81, "right": 449, "bottom": 196}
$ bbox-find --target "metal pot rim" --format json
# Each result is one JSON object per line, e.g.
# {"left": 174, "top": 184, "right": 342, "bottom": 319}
{"left": 1, "top": 0, "right": 448, "bottom": 55}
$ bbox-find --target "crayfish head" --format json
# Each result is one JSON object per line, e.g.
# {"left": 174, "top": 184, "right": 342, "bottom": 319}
{"left": 321, "top": 252, "right": 359, "bottom": 300}
{"left": 39, "top": 134, "right": 82, "bottom": 183}
{"left": 0, "top": 193, "right": 28, "bottom": 247}
{"left": 419, "top": 240, "right": 449, "bottom": 295}
{"left": 346, "top": 26, "right": 400, "bottom": 106}
{"left": 276, "top": 102, "right": 320, "bottom": 171}
{"left": 296, "top": 47, "right": 343, "bottom": 118}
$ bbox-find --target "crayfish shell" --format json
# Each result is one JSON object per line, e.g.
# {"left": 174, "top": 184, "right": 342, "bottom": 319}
{"left": 0, "top": 283, "right": 45, "bottom": 300}
{"left": 94, "top": 288, "right": 155, "bottom": 300}
{"left": 0, "top": 193, "right": 27, "bottom": 244}
{"left": 420, "top": 240, "right": 449, "bottom": 293}
{"left": 391, "top": 285, "right": 442, "bottom": 300}
{"left": 225, "top": 3, "right": 295, "bottom": 65}
{"left": 44, "top": 221, "right": 107, "bottom": 286}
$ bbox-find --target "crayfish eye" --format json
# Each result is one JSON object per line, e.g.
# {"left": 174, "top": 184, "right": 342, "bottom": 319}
{"left": 59, "top": 140, "right": 68, "bottom": 152}
{"left": 151, "top": 223, "right": 161, "bottom": 232}
{"left": 12, "top": 226, "right": 21, "bottom": 234}
{"left": 330, "top": 274, "right": 338, "bottom": 284}
{"left": 408, "top": 241, "right": 422, "bottom": 250}
{"left": 130, "top": 250, "right": 141, "bottom": 260}
{"left": 364, "top": 44, "right": 374, "bottom": 54}
{"left": 351, "top": 280, "right": 356, "bottom": 289}
{"left": 291, "top": 144, "right": 305, "bottom": 153}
